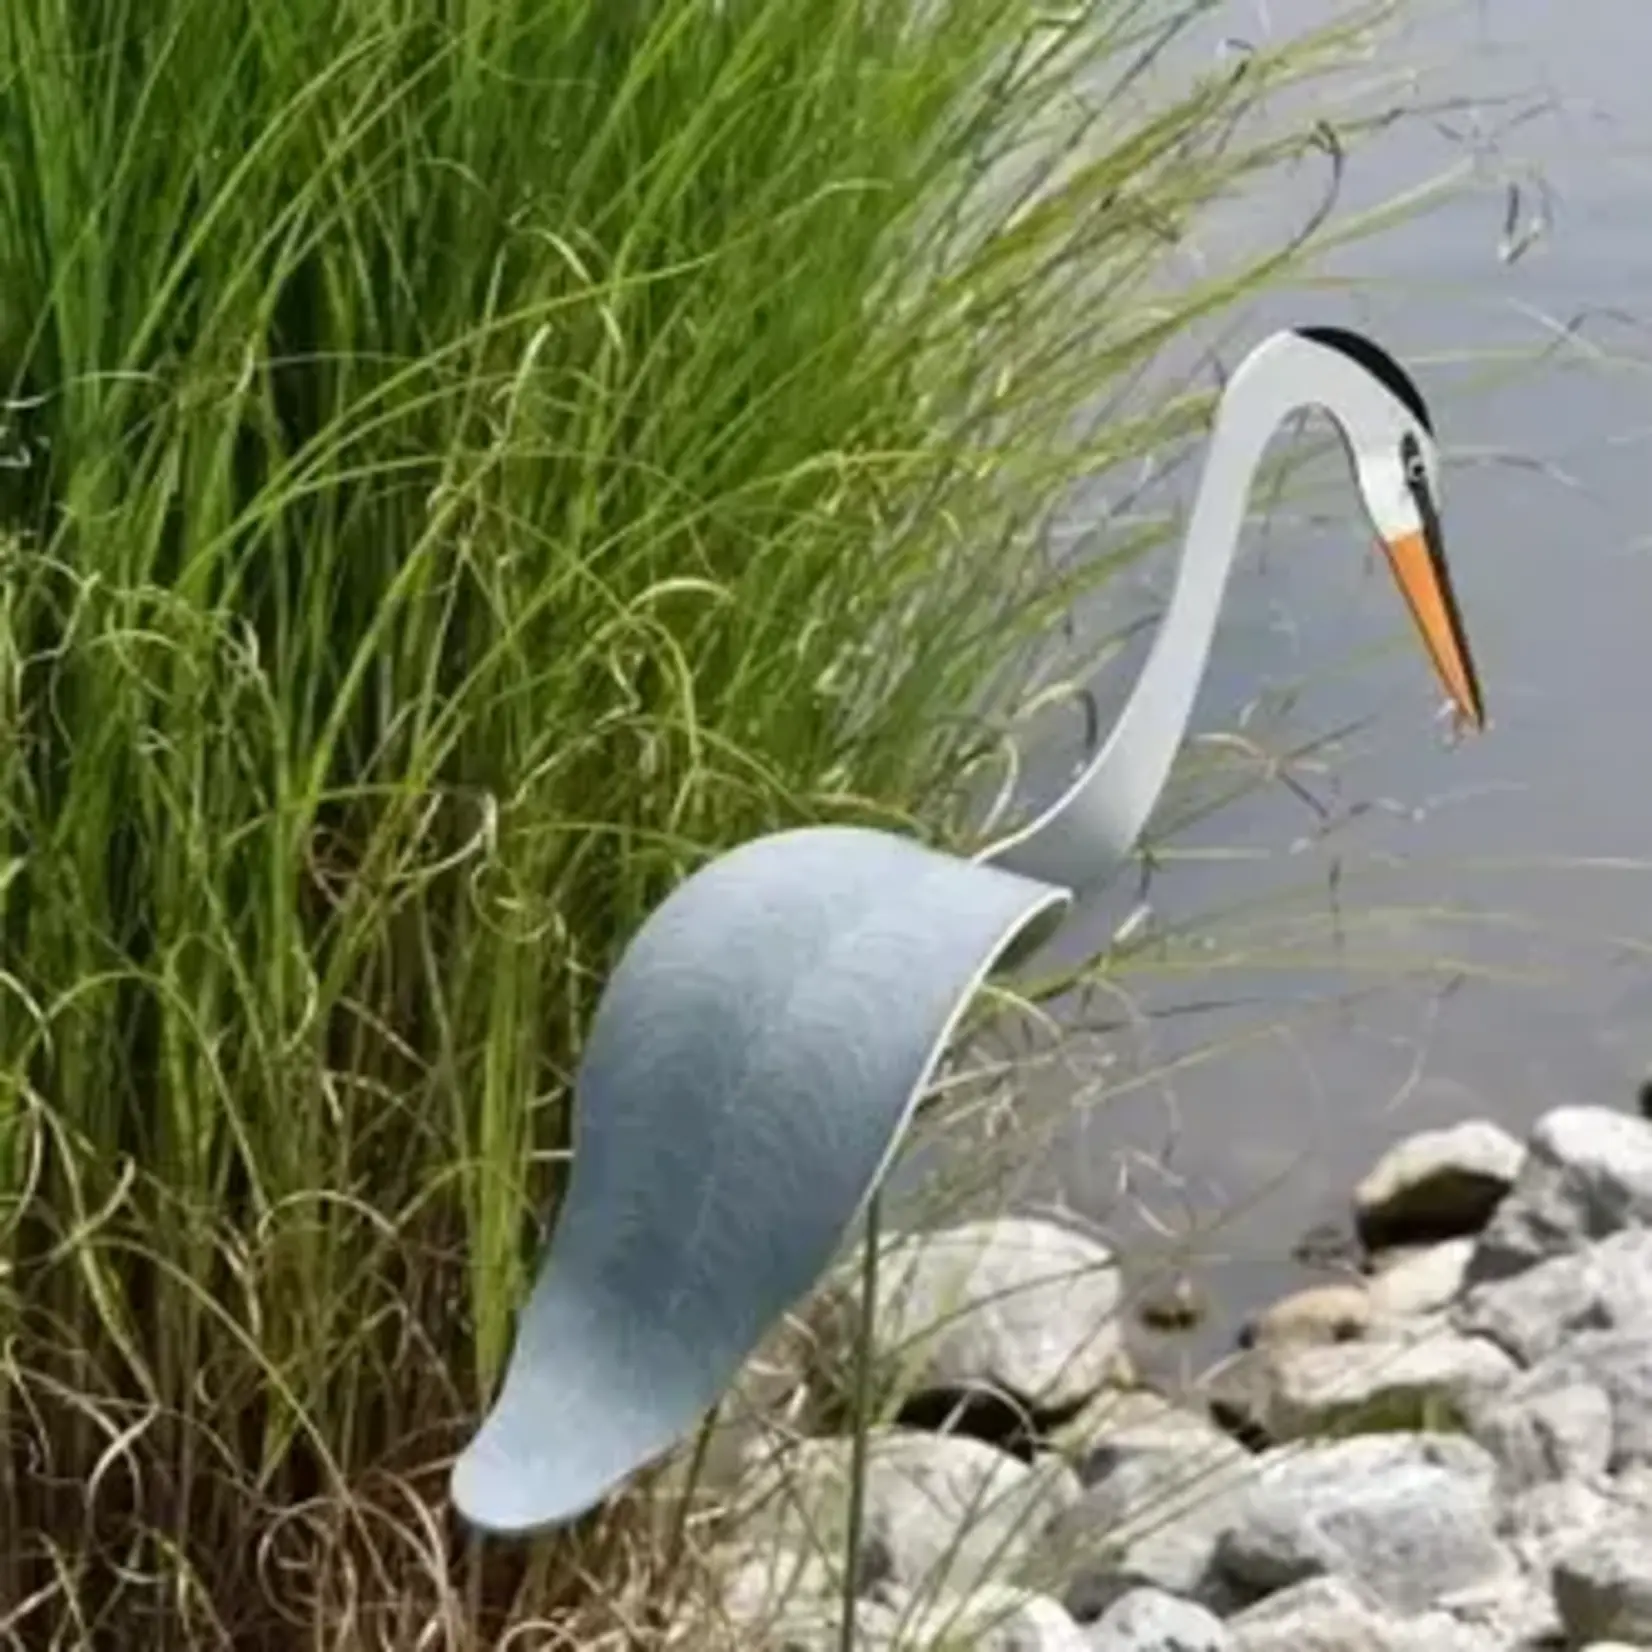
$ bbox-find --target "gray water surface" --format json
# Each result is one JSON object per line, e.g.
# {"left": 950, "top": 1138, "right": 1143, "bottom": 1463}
{"left": 966, "top": 0, "right": 1652, "bottom": 1370}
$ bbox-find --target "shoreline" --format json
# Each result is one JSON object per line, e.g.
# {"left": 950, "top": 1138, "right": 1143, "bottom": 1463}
{"left": 682, "top": 1099, "right": 1652, "bottom": 1650}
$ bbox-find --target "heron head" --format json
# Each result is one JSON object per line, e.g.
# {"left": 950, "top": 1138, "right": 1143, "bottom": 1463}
{"left": 1293, "top": 325, "right": 1486, "bottom": 732}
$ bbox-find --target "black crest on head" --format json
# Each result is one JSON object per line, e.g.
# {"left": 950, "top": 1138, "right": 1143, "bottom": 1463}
{"left": 1294, "top": 325, "right": 1433, "bottom": 433}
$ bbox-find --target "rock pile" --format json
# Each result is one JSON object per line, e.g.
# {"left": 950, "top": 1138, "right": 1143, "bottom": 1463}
{"left": 690, "top": 1104, "right": 1652, "bottom": 1650}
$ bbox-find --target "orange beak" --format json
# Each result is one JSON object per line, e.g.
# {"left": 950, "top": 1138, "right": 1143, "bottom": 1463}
{"left": 1382, "top": 526, "right": 1486, "bottom": 731}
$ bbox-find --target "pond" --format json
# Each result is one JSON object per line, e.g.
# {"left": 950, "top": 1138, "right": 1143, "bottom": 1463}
{"left": 959, "top": 0, "right": 1652, "bottom": 1370}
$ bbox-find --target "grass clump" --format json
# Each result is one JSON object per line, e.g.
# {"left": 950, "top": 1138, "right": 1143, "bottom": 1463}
{"left": 0, "top": 0, "right": 1432, "bottom": 1643}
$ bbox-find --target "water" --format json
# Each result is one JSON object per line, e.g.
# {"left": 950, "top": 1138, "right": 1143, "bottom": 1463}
{"left": 979, "top": 0, "right": 1652, "bottom": 1372}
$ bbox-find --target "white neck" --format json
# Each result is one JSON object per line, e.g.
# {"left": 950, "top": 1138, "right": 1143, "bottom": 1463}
{"left": 978, "top": 336, "right": 1345, "bottom": 892}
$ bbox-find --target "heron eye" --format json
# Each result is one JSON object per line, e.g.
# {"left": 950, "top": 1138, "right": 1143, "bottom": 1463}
{"left": 1397, "top": 430, "right": 1430, "bottom": 491}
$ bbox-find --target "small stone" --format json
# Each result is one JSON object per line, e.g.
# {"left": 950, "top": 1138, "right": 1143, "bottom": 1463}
{"left": 1136, "top": 1273, "right": 1209, "bottom": 1334}
{"left": 1553, "top": 1509, "right": 1652, "bottom": 1644}
{"left": 1367, "top": 1238, "right": 1475, "bottom": 1319}
{"left": 1241, "top": 1284, "right": 1373, "bottom": 1351}
{"left": 1354, "top": 1120, "right": 1524, "bottom": 1251}
{"left": 1086, "top": 1586, "right": 1232, "bottom": 1650}
{"left": 1231, "top": 1596, "right": 1497, "bottom": 1651}
{"left": 1292, "top": 1220, "right": 1361, "bottom": 1272}
{"left": 1468, "top": 1105, "right": 1652, "bottom": 1282}
{"left": 1200, "top": 1349, "right": 1279, "bottom": 1450}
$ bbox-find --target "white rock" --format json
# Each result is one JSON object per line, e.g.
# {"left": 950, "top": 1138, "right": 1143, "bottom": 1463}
{"left": 719, "top": 1547, "right": 1100, "bottom": 1650}
{"left": 716, "top": 1544, "right": 841, "bottom": 1624}
{"left": 1469, "top": 1105, "right": 1652, "bottom": 1281}
{"left": 710, "top": 1555, "right": 904, "bottom": 1652}
{"left": 1354, "top": 1120, "right": 1524, "bottom": 1250}
{"left": 810, "top": 1218, "right": 1124, "bottom": 1416}
{"left": 1432, "top": 1569, "right": 1564, "bottom": 1648}
{"left": 1488, "top": 1328, "right": 1652, "bottom": 1473}
{"left": 1254, "top": 1328, "right": 1516, "bottom": 1441}
{"left": 1212, "top": 1434, "right": 1513, "bottom": 1617}
{"left": 1242, "top": 1285, "right": 1372, "bottom": 1351}
{"left": 1044, "top": 1428, "right": 1257, "bottom": 1615}
{"left": 1226, "top": 1576, "right": 1406, "bottom": 1652}
{"left": 1230, "top": 1584, "right": 1500, "bottom": 1652}
{"left": 1497, "top": 1476, "right": 1621, "bottom": 1574}
{"left": 1056, "top": 1387, "right": 1248, "bottom": 1489}
{"left": 1457, "top": 1226, "right": 1652, "bottom": 1366}
{"left": 731, "top": 1428, "right": 1079, "bottom": 1598}
{"left": 1617, "top": 1462, "right": 1652, "bottom": 1513}
{"left": 1199, "top": 1348, "right": 1280, "bottom": 1447}
{"left": 1384, "top": 1614, "right": 1506, "bottom": 1652}
{"left": 894, "top": 1584, "right": 1091, "bottom": 1652}
{"left": 1368, "top": 1238, "right": 1475, "bottom": 1318}
{"left": 1468, "top": 1374, "right": 1615, "bottom": 1490}
{"left": 1553, "top": 1509, "right": 1652, "bottom": 1644}
{"left": 1086, "top": 1586, "right": 1233, "bottom": 1651}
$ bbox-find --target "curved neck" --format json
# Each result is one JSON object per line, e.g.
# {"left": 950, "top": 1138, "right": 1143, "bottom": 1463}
{"left": 979, "top": 349, "right": 1304, "bottom": 892}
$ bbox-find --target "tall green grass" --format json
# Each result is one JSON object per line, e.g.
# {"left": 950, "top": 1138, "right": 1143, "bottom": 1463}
{"left": 0, "top": 0, "right": 1432, "bottom": 1642}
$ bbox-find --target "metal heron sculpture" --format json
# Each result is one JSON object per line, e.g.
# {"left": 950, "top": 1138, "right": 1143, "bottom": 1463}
{"left": 450, "top": 326, "right": 1487, "bottom": 1536}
